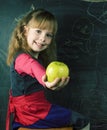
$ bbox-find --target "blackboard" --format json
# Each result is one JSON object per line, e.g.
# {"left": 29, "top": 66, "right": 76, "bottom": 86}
{"left": 0, "top": 0, "right": 107, "bottom": 129}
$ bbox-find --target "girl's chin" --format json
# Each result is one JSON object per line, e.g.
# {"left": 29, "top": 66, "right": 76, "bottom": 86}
{"left": 31, "top": 48, "right": 44, "bottom": 52}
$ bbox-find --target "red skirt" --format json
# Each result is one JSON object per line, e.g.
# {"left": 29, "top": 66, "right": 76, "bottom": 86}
{"left": 6, "top": 90, "right": 51, "bottom": 130}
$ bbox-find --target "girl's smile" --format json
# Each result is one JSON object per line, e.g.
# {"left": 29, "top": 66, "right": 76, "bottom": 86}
{"left": 33, "top": 40, "right": 44, "bottom": 49}
{"left": 33, "top": 39, "right": 47, "bottom": 49}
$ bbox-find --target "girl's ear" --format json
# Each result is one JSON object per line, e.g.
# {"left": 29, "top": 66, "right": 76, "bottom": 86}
{"left": 24, "top": 26, "right": 28, "bottom": 31}
{"left": 23, "top": 26, "right": 28, "bottom": 36}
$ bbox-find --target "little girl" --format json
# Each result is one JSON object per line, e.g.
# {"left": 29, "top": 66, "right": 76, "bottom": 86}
{"left": 6, "top": 8, "right": 90, "bottom": 130}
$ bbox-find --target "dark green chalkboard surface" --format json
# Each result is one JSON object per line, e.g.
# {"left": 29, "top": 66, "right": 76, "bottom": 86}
{"left": 0, "top": 0, "right": 107, "bottom": 129}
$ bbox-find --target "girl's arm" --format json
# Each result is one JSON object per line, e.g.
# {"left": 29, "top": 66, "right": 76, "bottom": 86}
{"left": 15, "top": 53, "right": 70, "bottom": 90}
{"left": 15, "top": 53, "right": 46, "bottom": 86}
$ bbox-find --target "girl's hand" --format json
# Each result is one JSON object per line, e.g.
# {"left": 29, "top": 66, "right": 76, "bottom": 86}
{"left": 42, "top": 74, "right": 70, "bottom": 90}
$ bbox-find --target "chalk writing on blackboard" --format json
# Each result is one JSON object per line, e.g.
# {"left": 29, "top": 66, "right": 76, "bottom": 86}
{"left": 60, "top": 2, "right": 107, "bottom": 61}
{"left": 62, "top": 17, "right": 103, "bottom": 58}
{"left": 87, "top": 2, "right": 107, "bottom": 24}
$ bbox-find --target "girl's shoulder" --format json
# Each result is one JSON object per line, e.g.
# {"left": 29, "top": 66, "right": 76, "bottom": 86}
{"left": 14, "top": 51, "right": 32, "bottom": 60}
{"left": 14, "top": 51, "right": 43, "bottom": 66}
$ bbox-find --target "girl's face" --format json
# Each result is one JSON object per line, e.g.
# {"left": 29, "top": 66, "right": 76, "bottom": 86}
{"left": 25, "top": 27, "right": 54, "bottom": 53}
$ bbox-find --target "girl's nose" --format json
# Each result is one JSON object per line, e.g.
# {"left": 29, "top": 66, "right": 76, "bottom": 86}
{"left": 40, "top": 34, "right": 46, "bottom": 42}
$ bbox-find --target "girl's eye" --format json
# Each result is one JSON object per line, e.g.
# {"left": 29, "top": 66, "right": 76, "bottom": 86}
{"left": 35, "top": 29, "right": 41, "bottom": 34}
{"left": 47, "top": 33, "right": 54, "bottom": 38}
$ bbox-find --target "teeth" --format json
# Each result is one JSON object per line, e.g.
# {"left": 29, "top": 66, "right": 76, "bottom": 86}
{"left": 37, "top": 43, "right": 42, "bottom": 48}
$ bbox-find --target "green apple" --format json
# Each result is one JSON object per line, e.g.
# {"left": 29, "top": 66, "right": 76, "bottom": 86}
{"left": 46, "top": 61, "right": 69, "bottom": 82}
